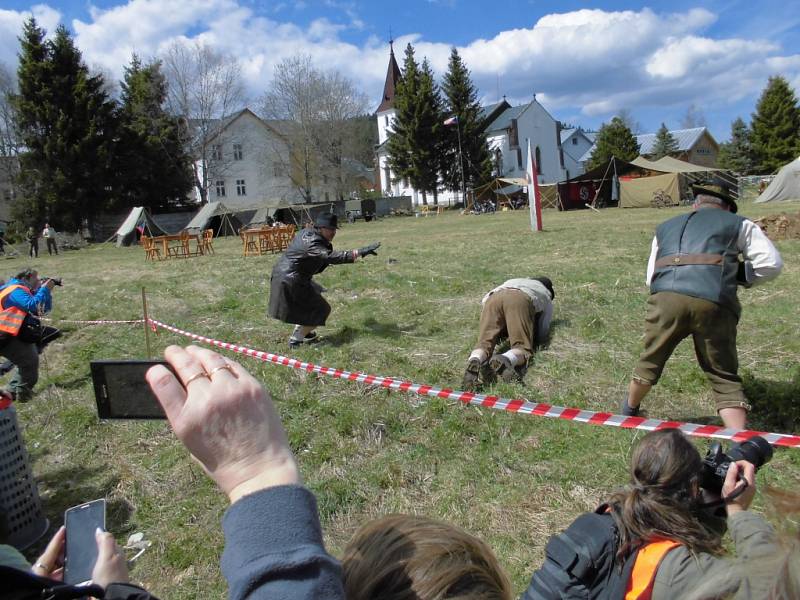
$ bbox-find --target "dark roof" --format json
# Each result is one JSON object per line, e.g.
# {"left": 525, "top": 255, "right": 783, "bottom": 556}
{"left": 376, "top": 42, "right": 402, "bottom": 113}
{"left": 479, "top": 100, "right": 511, "bottom": 124}
{"left": 485, "top": 104, "right": 527, "bottom": 133}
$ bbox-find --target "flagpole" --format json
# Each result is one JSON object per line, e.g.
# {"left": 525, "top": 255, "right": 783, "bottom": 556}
{"left": 456, "top": 120, "right": 465, "bottom": 208}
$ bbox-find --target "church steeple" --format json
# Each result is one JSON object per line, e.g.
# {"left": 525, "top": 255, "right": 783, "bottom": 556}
{"left": 376, "top": 40, "right": 402, "bottom": 113}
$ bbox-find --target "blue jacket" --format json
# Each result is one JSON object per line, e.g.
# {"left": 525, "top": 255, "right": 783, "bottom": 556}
{"left": 0, "top": 278, "right": 52, "bottom": 315}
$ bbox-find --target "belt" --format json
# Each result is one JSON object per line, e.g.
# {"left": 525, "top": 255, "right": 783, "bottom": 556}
{"left": 654, "top": 253, "right": 723, "bottom": 269}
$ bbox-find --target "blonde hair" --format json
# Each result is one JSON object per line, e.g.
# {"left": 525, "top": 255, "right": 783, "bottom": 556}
{"left": 341, "top": 514, "right": 512, "bottom": 600}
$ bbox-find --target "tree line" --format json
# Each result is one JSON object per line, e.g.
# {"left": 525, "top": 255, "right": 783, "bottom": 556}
{"left": 387, "top": 44, "right": 492, "bottom": 206}
{"left": 586, "top": 75, "right": 800, "bottom": 175}
{"left": 0, "top": 17, "right": 377, "bottom": 233}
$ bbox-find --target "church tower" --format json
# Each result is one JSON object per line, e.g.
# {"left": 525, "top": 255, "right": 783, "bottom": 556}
{"left": 376, "top": 42, "right": 402, "bottom": 195}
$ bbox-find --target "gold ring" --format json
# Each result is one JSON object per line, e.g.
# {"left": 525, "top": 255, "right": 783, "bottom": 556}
{"left": 209, "top": 364, "right": 235, "bottom": 377}
{"left": 184, "top": 370, "right": 209, "bottom": 386}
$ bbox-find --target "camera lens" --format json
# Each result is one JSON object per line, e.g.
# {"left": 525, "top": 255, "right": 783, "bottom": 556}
{"left": 727, "top": 436, "right": 773, "bottom": 468}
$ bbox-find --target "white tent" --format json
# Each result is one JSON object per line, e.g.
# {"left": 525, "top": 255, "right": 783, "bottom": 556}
{"left": 756, "top": 157, "right": 800, "bottom": 203}
{"left": 112, "top": 207, "right": 169, "bottom": 247}
{"left": 185, "top": 201, "right": 244, "bottom": 236}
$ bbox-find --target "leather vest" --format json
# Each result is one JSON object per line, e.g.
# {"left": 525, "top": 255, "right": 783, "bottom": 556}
{"left": 0, "top": 284, "right": 29, "bottom": 336}
{"left": 650, "top": 208, "right": 744, "bottom": 316}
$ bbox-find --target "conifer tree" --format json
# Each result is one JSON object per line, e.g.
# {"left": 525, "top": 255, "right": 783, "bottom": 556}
{"left": 116, "top": 55, "right": 193, "bottom": 211}
{"left": 13, "top": 19, "right": 118, "bottom": 229}
{"left": 587, "top": 116, "right": 640, "bottom": 169}
{"left": 441, "top": 47, "right": 491, "bottom": 201}
{"left": 751, "top": 75, "right": 800, "bottom": 173}
{"left": 386, "top": 44, "right": 442, "bottom": 205}
{"left": 651, "top": 123, "right": 679, "bottom": 159}
{"left": 717, "top": 117, "right": 755, "bottom": 175}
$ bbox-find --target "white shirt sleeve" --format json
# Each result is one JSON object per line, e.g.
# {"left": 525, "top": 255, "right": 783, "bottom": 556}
{"left": 738, "top": 220, "right": 783, "bottom": 285}
{"left": 645, "top": 236, "right": 659, "bottom": 286}
{"left": 535, "top": 300, "right": 553, "bottom": 344}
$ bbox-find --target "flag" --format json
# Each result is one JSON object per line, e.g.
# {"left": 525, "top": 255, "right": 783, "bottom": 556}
{"left": 443, "top": 116, "right": 458, "bottom": 126}
{"left": 526, "top": 140, "right": 543, "bottom": 232}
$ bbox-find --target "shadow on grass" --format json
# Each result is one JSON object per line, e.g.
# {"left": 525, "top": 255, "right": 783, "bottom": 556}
{"left": 743, "top": 368, "right": 800, "bottom": 434}
{"left": 37, "top": 465, "right": 133, "bottom": 532}
{"left": 325, "top": 319, "right": 414, "bottom": 346}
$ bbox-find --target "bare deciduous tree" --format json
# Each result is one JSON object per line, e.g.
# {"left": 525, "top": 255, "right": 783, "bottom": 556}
{"left": 260, "top": 55, "right": 369, "bottom": 203}
{"left": 0, "top": 63, "right": 22, "bottom": 214}
{"left": 681, "top": 103, "right": 707, "bottom": 129}
{"left": 161, "top": 41, "right": 246, "bottom": 204}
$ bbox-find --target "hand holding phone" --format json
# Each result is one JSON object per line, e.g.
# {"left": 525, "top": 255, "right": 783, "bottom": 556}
{"left": 64, "top": 499, "right": 105, "bottom": 585}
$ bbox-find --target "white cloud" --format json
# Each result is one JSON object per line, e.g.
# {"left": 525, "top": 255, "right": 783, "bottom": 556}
{"left": 0, "top": 2, "right": 798, "bottom": 132}
{"left": 0, "top": 5, "right": 61, "bottom": 69}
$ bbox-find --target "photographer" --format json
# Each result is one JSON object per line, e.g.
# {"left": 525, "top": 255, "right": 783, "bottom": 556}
{"left": 523, "top": 429, "right": 777, "bottom": 600}
{"left": 0, "top": 268, "right": 56, "bottom": 402}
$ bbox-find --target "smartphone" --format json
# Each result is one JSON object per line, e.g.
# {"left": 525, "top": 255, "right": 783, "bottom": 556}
{"left": 64, "top": 499, "right": 106, "bottom": 585}
{"left": 91, "top": 359, "right": 171, "bottom": 419}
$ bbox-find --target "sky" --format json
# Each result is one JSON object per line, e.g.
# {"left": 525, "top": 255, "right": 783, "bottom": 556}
{"left": 1, "top": 0, "right": 799, "bottom": 142}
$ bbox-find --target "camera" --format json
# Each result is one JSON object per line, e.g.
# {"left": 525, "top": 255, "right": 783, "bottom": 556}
{"left": 700, "top": 436, "right": 773, "bottom": 494}
{"left": 42, "top": 276, "right": 62, "bottom": 286}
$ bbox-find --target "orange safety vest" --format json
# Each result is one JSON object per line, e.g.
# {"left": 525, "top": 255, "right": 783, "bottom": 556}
{"left": 625, "top": 538, "right": 681, "bottom": 600}
{"left": 0, "top": 284, "right": 29, "bottom": 336}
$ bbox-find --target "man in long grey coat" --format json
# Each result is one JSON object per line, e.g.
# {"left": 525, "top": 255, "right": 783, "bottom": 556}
{"left": 268, "top": 212, "right": 380, "bottom": 348}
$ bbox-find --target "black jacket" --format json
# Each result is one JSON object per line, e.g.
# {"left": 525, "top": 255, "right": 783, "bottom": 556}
{"left": 0, "top": 565, "right": 159, "bottom": 600}
{"left": 268, "top": 228, "right": 355, "bottom": 326}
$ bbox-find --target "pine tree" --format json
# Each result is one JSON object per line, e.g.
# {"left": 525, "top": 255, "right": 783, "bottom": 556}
{"left": 588, "top": 116, "right": 640, "bottom": 169}
{"left": 441, "top": 47, "right": 492, "bottom": 201}
{"left": 386, "top": 44, "right": 443, "bottom": 205}
{"left": 12, "top": 19, "right": 118, "bottom": 230}
{"left": 751, "top": 75, "right": 800, "bottom": 173}
{"left": 651, "top": 123, "right": 679, "bottom": 159}
{"left": 717, "top": 117, "right": 755, "bottom": 175}
{"left": 116, "top": 55, "right": 193, "bottom": 211}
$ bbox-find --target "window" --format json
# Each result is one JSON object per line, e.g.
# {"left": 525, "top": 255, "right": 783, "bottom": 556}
{"left": 383, "top": 166, "right": 391, "bottom": 190}
{"left": 535, "top": 146, "right": 542, "bottom": 170}
{"left": 324, "top": 192, "right": 330, "bottom": 202}
{"left": 236, "top": 179, "right": 246, "bottom": 196}
{"left": 233, "top": 143, "right": 243, "bottom": 160}
{"left": 384, "top": 115, "right": 389, "bottom": 127}
{"left": 273, "top": 163, "right": 283, "bottom": 177}
{"left": 516, "top": 148, "right": 523, "bottom": 168}
{"left": 323, "top": 174, "right": 328, "bottom": 184}
{"left": 572, "top": 137, "right": 578, "bottom": 145}
{"left": 215, "top": 180, "right": 226, "bottom": 197}
{"left": 212, "top": 145, "right": 222, "bottom": 161}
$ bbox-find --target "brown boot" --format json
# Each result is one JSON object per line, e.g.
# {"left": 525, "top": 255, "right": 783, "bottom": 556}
{"left": 461, "top": 358, "right": 482, "bottom": 391}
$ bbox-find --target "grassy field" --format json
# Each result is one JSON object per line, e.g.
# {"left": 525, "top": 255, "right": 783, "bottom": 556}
{"left": 11, "top": 201, "right": 800, "bottom": 598}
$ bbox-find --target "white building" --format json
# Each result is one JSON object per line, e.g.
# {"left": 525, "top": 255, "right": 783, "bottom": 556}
{"left": 559, "top": 128, "right": 594, "bottom": 181}
{"left": 375, "top": 45, "right": 568, "bottom": 206}
{"left": 195, "top": 108, "right": 340, "bottom": 209}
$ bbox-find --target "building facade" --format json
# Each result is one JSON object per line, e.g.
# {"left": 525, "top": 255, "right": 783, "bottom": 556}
{"left": 375, "top": 45, "right": 568, "bottom": 206}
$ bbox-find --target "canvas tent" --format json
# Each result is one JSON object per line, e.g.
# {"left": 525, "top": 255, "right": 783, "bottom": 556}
{"left": 557, "top": 157, "right": 656, "bottom": 210}
{"left": 185, "top": 201, "right": 244, "bottom": 237}
{"left": 112, "top": 206, "right": 169, "bottom": 246}
{"left": 619, "top": 172, "right": 681, "bottom": 208}
{"left": 631, "top": 155, "right": 720, "bottom": 173}
{"left": 756, "top": 157, "right": 800, "bottom": 203}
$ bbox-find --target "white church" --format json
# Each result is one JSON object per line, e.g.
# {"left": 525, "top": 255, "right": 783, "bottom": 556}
{"left": 375, "top": 44, "right": 571, "bottom": 207}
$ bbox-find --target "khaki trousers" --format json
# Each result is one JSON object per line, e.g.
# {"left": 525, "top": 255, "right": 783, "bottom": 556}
{"left": 474, "top": 289, "right": 535, "bottom": 361}
{"left": 633, "top": 291, "right": 748, "bottom": 411}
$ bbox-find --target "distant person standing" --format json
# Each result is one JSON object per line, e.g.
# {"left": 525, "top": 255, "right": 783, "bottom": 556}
{"left": 42, "top": 223, "right": 58, "bottom": 255}
{"left": 26, "top": 227, "right": 39, "bottom": 258}
{"left": 0, "top": 221, "right": 6, "bottom": 254}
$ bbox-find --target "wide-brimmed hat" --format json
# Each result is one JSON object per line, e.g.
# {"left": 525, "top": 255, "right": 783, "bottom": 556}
{"left": 315, "top": 212, "right": 339, "bottom": 229}
{"left": 691, "top": 184, "right": 738, "bottom": 214}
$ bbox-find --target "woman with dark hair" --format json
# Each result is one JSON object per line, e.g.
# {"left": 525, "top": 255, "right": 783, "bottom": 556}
{"left": 524, "top": 429, "right": 777, "bottom": 600}
{"left": 342, "top": 514, "right": 512, "bottom": 600}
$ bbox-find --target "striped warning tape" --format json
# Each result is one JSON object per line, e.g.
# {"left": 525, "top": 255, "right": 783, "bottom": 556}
{"left": 147, "top": 318, "right": 800, "bottom": 449}
{"left": 41, "top": 317, "right": 145, "bottom": 325}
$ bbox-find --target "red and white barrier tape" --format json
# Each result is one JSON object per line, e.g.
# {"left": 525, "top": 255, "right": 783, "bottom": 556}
{"left": 41, "top": 317, "right": 145, "bottom": 325}
{"left": 147, "top": 318, "right": 800, "bottom": 449}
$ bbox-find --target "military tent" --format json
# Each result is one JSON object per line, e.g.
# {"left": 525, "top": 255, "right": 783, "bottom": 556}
{"left": 631, "top": 155, "right": 720, "bottom": 173}
{"left": 112, "top": 207, "right": 170, "bottom": 246}
{"left": 557, "top": 157, "right": 655, "bottom": 210}
{"left": 619, "top": 172, "right": 681, "bottom": 208}
{"left": 756, "top": 157, "right": 800, "bottom": 203}
{"left": 185, "top": 202, "right": 244, "bottom": 236}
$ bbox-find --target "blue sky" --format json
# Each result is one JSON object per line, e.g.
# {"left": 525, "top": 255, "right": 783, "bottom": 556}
{"left": 1, "top": 0, "right": 799, "bottom": 141}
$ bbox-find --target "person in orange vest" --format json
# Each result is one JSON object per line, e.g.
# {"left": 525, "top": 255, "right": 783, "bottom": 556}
{"left": 0, "top": 268, "right": 56, "bottom": 402}
{"left": 522, "top": 428, "right": 776, "bottom": 599}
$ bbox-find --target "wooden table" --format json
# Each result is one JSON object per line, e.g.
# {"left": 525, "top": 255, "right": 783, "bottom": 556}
{"left": 151, "top": 233, "right": 203, "bottom": 258}
{"left": 241, "top": 225, "right": 296, "bottom": 256}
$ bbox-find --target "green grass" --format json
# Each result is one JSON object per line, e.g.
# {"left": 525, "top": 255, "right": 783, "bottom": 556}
{"left": 12, "top": 200, "right": 800, "bottom": 598}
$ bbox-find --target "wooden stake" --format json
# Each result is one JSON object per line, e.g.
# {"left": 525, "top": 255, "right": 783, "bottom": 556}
{"left": 141, "top": 287, "right": 151, "bottom": 358}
